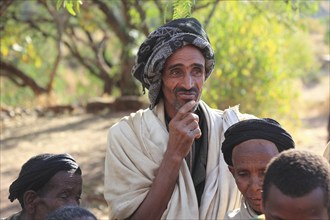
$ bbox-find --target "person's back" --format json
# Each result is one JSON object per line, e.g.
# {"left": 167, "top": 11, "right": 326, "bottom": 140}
{"left": 3, "top": 153, "right": 82, "bottom": 220}
{"left": 262, "top": 149, "right": 330, "bottom": 220}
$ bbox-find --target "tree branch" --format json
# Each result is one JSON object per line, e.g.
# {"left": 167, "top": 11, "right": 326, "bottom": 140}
{"left": 93, "top": 0, "right": 132, "bottom": 43}
{"left": 0, "top": 61, "right": 47, "bottom": 96}
{"left": 204, "top": 0, "right": 220, "bottom": 29}
{"left": 133, "top": 0, "right": 150, "bottom": 36}
{"left": 0, "top": 0, "right": 14, "bottom": 16}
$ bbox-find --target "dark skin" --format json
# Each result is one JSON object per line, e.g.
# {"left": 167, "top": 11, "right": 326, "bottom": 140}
{"left": 19, "top": 171, "right": 82, "bottom": 220}
{"left": 130, "top": 45, "right": 204, "bottom": 219}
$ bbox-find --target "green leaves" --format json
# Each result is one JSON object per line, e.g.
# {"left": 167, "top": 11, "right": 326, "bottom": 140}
{"left": 55, "top": 0, "right": 82, "bottom": 16}
{"left": 200, "top": 1, "right": 320, "bottom": 122}
{"left": 173, "top": 0, "right": 194, "bottom": 19}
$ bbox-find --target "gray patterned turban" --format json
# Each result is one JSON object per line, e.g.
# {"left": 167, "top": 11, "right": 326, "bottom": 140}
{"left": 221, "top": 118, "right": 295, "bottom": 166}
{"left": 9, "top": 153, "right": 81, "bottom": 208}
{"left": 132, "top": 17, "right": 215, "bottom": 109}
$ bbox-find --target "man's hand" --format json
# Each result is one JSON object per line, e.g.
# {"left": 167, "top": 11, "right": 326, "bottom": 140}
{"left": 167, "top": 100, "right": 201, "bottom": 159}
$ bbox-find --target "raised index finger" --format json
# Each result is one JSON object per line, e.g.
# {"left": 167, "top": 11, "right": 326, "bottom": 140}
{"left": 173, "top": 100, "right": 197, "bottom": 120}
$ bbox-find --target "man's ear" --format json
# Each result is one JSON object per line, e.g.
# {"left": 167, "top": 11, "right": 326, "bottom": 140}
{"left": 23, "top": 190, "right": 38, "bottom": 215}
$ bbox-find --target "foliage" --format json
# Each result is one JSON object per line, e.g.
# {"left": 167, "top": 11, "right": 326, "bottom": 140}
{"left": 1, "top": 79, "right": 35, "bottom": 107}
{"left": 56, "top": 0, "right": 82, "bottom": 16}
{"left": 173, "top": 0, "right": 193, "bottom": 19}
{"left": 195, "top": 1, "right": 320, "bottom": 121}
{"left": 0, "top": 0, "right": 326, "bottom": 124}
{"left": 324, "top": 16, "right": 330, "bottom": 46}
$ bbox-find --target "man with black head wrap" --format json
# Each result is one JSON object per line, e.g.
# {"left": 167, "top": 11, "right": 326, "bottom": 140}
{"left": 4, "top": 153, "right": 82, "bottom": 220}
{"left": 104, "top": 17, "right": 255, "bottom": 220}
{"left": 221, "top": 118, "right": 295, "bottom": 219}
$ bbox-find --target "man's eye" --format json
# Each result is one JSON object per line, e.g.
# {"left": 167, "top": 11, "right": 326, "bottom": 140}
{"left": 59, "top": 193, "right": 69, "bottom": 199}
{"left": 170, "top": 69, "right": 181, "bottom": 76}
{"left": 238, "top": 172, "right": 248, "bottom": 177}
{"left": 192, "top": 67, "right": 203, "bottom": 75}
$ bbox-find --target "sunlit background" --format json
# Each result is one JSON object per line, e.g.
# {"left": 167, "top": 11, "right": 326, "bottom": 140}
{"left": 1, "top": 1, "right": 329, "bottom": 219}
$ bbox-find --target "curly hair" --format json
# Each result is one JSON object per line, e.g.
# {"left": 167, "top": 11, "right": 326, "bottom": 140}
{"left": 262, "top": 149, "right": 330, "bottom": 214}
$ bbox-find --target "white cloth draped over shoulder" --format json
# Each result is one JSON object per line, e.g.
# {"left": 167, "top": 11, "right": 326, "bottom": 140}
{"left": 225, "top": 196, "right": 259, "bottom": 220}
{"left": 104, "top": 100, "right": 255, "bottom": 219}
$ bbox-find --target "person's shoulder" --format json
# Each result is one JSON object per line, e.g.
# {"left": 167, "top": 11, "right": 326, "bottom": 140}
{"left": 1, "top": 211, "right": 22, "bottom": 220}
{"left": 323, "top": 142, "right": 330, "bottom": 163}
{"left": 110, "top": 108, "right": 150, "bottom": 128}
{"left": 108, "top": 108, "right": 153, "bottom": 137}
{"left": 200, "top": 101, "right": 256, "bottom": 119}
{"left": 199, "top": 100, "right": 224, "bottom": 116}
{"left": 225, "top": 208, "right": 242, "bottom": 220}
{"left": 223, "top": 105, "right": 256, "bottom": 121}
{"left": 254, "top": 214, "right": 265, "bottom": 220}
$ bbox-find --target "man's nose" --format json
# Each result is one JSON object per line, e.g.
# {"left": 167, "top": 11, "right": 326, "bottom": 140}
{"left": 66, "top": 198, "right": 80, "bottom": 206}
{"left": 182, "top": 74, "right": 194, "bottom": 89}
{"left": 249, "top": 176, "right": 263, "bottom": 192}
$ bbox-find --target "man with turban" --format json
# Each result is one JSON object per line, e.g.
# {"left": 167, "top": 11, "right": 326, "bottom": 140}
{"left": 104, "top": 17, "right": 255, "bottom": 220}
{"left": 221, "top": 118, "right": 295, "bottom": 219}
{"left": 4, "top": 153, "right": 82, "bottom": 220}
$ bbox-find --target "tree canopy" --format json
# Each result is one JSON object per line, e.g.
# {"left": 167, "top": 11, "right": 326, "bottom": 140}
{"left": 1, "top": 0, "right": 327, "bottom": 120}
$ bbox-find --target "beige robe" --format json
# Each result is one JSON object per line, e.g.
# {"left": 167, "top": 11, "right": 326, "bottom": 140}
{"left": 323, "top": 141, "right": 330, "bottom": 164}
{"left": 225, "top": 197, "right": 259, "bottom": 220}
{"left": 104, "top": 100, "right": 254, "bottom": 219}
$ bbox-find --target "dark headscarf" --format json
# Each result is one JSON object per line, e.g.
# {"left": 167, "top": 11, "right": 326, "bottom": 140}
{"left": 132, "top": 17, "right": 215, "bottom": 109}
{"left": 221, "top": 118, "right": 295, "bottom": 166}
{"left": 9, "top": 153, "right": 81, "bottom": 206}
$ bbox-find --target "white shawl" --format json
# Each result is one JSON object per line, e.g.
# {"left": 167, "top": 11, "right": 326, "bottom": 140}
{"left": 225, "top": 196, "right": 259, "bottom": 220}
{"left": 104, "top": 100, "right": 252, "bottom": 219}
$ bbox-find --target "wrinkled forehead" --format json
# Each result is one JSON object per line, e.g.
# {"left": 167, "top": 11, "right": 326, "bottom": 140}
{"left": 44, "top": 170, "right": 82, "bottom": 190}
{"left": 163, "top": 45, "right": 206, "bottom": 70}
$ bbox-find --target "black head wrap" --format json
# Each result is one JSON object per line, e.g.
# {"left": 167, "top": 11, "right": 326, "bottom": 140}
{"left": 132, "top": 17, "right": 215, "bottom": 109}
{"left": 8, "top": 153, "right": 81, "bottom": 206}
{"left": 221, "top": 118, "right": 295, "bottom": 166}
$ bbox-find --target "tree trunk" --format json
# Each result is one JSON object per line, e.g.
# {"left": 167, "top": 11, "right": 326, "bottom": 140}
{"left": 119, "top": 46, "right": 139, "bottom": 95}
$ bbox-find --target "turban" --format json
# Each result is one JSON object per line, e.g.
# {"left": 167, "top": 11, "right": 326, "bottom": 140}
{"left": 9, "top": 153, "right": 81, "bottom": 206}
{"left": 132, "top": 17, "right": 215, "bottom": 109}
{"left": 221, "top": 118, "right": 295, "bottom": 166}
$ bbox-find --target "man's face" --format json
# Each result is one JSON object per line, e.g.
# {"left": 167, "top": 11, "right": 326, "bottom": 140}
{"left": 161, "top": 45, "right": 206, "bottom": 118}
{"left": 229, "top": 139, "right": 279, "bottom": 214}
{"left": 263, "top": 184, "right": 328, "bottom": 220}
{"left": 33, "top": 170, "right": 82, "bottom": 220}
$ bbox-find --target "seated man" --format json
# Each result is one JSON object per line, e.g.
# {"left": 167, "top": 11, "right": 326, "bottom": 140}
{"left": 262, "top": 149, "right": 330, "bottom": 220}
{"left": 46, "top": 206, "right": 97, "bottom": 220}
{"left": 4, "top": 153, "right": 82, "bottom": 220}
{"left": 221, "top": 118, "right": 295, "bottom": 219}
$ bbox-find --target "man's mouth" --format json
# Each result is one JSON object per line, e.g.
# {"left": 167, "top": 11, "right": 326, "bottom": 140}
{"left": 249, "top": 197, "right": 262, "bottom": 206}
{"left": 177, "top": 91, "right": 197, "bottom": 101}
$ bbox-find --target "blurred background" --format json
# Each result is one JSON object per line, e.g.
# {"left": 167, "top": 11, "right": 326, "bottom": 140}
{"left": 1, "top": 0, "right": 329, "bottom": 219}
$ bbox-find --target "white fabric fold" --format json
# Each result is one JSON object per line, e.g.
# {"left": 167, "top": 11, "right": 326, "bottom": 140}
{"left": 104, "top": 100, "right": 253, "bottom": 219}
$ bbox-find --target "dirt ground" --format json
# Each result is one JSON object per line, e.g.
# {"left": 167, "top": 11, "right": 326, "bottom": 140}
{"left": 0, "top": 74, "right": 329, "bottom": 219}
